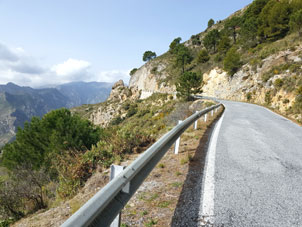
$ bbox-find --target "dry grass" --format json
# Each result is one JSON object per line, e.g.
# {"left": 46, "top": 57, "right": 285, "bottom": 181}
{"left": 121, "top": 107, "right": 224, "bottom": 226}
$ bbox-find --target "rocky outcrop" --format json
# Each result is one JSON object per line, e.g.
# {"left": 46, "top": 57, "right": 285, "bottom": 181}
{"left": 89, "top": 80, "right": 140, "bottom": 127}
{"left": 108, "top": 80, "right": 140, "bottom": 102}
{"left": 129, "top": 60, "right": 176, "bottom": 99}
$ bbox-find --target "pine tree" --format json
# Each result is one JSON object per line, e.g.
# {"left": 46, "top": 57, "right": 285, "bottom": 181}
{"left": 203, "top": 29, "right": 220, "bottom": 53}
{"left": 176, "top": 71, "right": 203, "bottom": 100}
{"left": 223, "top": 47, "right": 242, "bottom": 76}
{"left": 290, "top": 9, "right": 302, "bottom": 37}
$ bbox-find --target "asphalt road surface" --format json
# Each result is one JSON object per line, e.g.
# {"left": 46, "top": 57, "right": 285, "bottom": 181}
{"left": 200, "top": 101, "right": 302, "bottom": 227}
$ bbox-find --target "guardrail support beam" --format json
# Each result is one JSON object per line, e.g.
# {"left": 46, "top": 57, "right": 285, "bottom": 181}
{"left": 174, "top": 120, "right": 182, "bottom": 154}
{"left": 194, "top": 111, "right": 198, "bottom": 130}
{"left": 110, "top": 165, "right": 124, "bottom": 227}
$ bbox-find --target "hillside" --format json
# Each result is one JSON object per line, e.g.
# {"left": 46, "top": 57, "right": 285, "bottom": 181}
{"left": 128, "top": 0, "right": 302, "bottom": 123}
{"left": 0, "top": 81, "right": 113, "bottom": 147}
{"left": 0, "top": 83, "right": 70, "bottom": 147}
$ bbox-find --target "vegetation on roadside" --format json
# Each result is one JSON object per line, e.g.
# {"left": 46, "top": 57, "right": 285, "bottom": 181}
{"left": 0, "top": 93, "right": 192, "bottom": 224}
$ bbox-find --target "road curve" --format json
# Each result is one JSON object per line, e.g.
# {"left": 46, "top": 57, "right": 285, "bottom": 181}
{"left": 200, "top": 100, "right": 302, "bottom": 226}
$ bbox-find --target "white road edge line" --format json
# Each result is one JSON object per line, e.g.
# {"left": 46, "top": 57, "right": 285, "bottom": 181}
{"left": 199, "top": 112, "right": 225, "bottom": 225}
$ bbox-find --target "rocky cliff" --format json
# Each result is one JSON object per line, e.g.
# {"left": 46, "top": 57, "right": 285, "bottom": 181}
{"left": 129, "top": 58, "right": 176, "bottom": 99}
{"left": 89, "top": 80, "right": 140, "bottom": 127}
{"left": 201, "top": 44, "right": 302, "bottom": 122}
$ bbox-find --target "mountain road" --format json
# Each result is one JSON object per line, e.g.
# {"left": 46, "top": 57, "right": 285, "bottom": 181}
{"left": 200, "top": 100, "right": 302, "bottom": 226}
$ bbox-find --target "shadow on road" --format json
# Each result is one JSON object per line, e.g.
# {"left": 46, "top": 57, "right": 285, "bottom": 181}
{"left": 171, "top": 111, "right": 222, "bottom": 227}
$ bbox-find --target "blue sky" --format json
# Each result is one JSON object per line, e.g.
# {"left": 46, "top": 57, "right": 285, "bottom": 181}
{"left": 0, "top": 0, "right": 252, "bottom": 87}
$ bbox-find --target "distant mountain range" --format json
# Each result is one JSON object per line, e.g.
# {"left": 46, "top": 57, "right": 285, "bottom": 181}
{"left": 0, "top": 81, "right": 113, "bottom": 147}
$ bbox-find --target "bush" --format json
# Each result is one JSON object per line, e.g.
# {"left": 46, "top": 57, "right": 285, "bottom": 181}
{"left": 262, "top": 73, "right": 273, "bottom": 82}
{"left": 1, "top": 109, "right": 102, "bottom": 171}
{"left": 246, "top": 92, "right": 252, "bottom": 101}
{"left": 223, "top": 47, "right": 242, "bottom": 76}
{"left": 130, "top": 68, "right": 138, "bottom": 76}
{"left": 218, "top": 36, "right": 231, "bottom": 54}
{"left": 197, "top": 49, "right": 210, "bottom": 63}
{"left": 169, "top": 37, "right": 182, "bottom": 53}
{"left": 208, "top": 18, "right": 215, "bottom": 28}
{"left": 214, "top": 54, "right": 223, "bottom": 62}
{"left": 111, "top": 116, "right": 124, "bottom": 125}
{"left": 126, "top": 106, "right": 138, "bottom": 118}
{"left": 265, "top": 91, "right": 272, "bottom": 104}
{"left": 191, "top": 35, "right": 201, "bottom": 46}
{"left": 274, "top": 78, "right": 284, "bottom": 88}
{"left": 151, "top": 67, "right": 158, "bottom": 74}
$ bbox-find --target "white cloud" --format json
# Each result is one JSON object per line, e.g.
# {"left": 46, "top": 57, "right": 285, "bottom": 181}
{"left": 97, "top": 70, "right": 130, "bottom": 84}
{"left": 0, "top": 42, "right": 131, "bottom": 88}
{"left": 0, "top": 43, "right": 19, "bottom": 62}
{"left": 51, "top": 58, "right": 91, "bottom": 76}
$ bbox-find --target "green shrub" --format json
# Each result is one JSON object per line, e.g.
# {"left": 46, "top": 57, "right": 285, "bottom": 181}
{"left": 111, "top": 116, "right": 124, "bottom": 125}
{"left": 214, "top": 54, "right": 223, "bottom": 62}
{"left": 126, "top": 106, "right": 138, "bottom": 118}
{"left": 262, "top": 72, "right": 273, "bottom": 82}
{"left": 137, "top": 109, "right": 150, "bottom": 117}
{"left": 1, "top": 109, "right": 102, "bottom": 171}
{"left": 158, "top": 163, "right": 165, "bottom": 168}
{"left": 197, "top": 49, "right": 210, "bottom": 63}
{"left": 130, "top": 68, "right": 138, "bottom": 76}
{"left": 208, "top": 18, "right": 215, "bottom": 28}
{"left": 151, "top": 67, "right": 158, "bottom": 74}
{"left": 283, "top": 98, "right": 290, "bottom": 104}
{"left": 191, "top": 35, "right": 201, "bottom": 46}
{"left": 246, "top": 92, "right": 252, "bottom": 101}
{"left": 223, "top": 47, "right": 242, "bottom": 76}
{"left": 274, "top": 78, "right": 284, "bottom": 88}
{"left": 265, "top": 91, "right": 272, "bottom": 105}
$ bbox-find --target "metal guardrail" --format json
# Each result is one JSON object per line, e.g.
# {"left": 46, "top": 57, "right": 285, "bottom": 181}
{"left": 62, "top": 103, "right": 222, "bottom": 227}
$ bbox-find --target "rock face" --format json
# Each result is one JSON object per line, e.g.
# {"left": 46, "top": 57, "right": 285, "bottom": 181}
{"left": 202, "top": 45, "right": 302, "bottom": 121}
{"left": 129, "top": 60, "right": 176, "bottom": 99}
{"left": 108, "top": 80, "right": 139, "bottom": 102}
{"left": 89, "top": 80, "right": 140, "bottom": 127}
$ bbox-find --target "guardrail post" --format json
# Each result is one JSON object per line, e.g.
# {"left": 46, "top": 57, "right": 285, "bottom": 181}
{"left": 215, "top": 108, "right": 217, "bottom": 113}
{"left": 204, "top": 113, "right": 207, "bottom": 122}
{"left": 110, "top": 165, "right": 125, "bottom": 227}
{"left": 174, "top": 120, "right": 182, "bottom": 154}
{"left": 211, "top": 110, "right": 214, "bottom": 116}
{"left": 194, "top": 111, "right": 198, "bottom": 130}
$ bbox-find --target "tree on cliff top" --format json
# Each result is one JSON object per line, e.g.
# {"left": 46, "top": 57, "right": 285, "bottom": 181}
{"left": 143, "top": 51, "right": 157, "bottom": 62}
